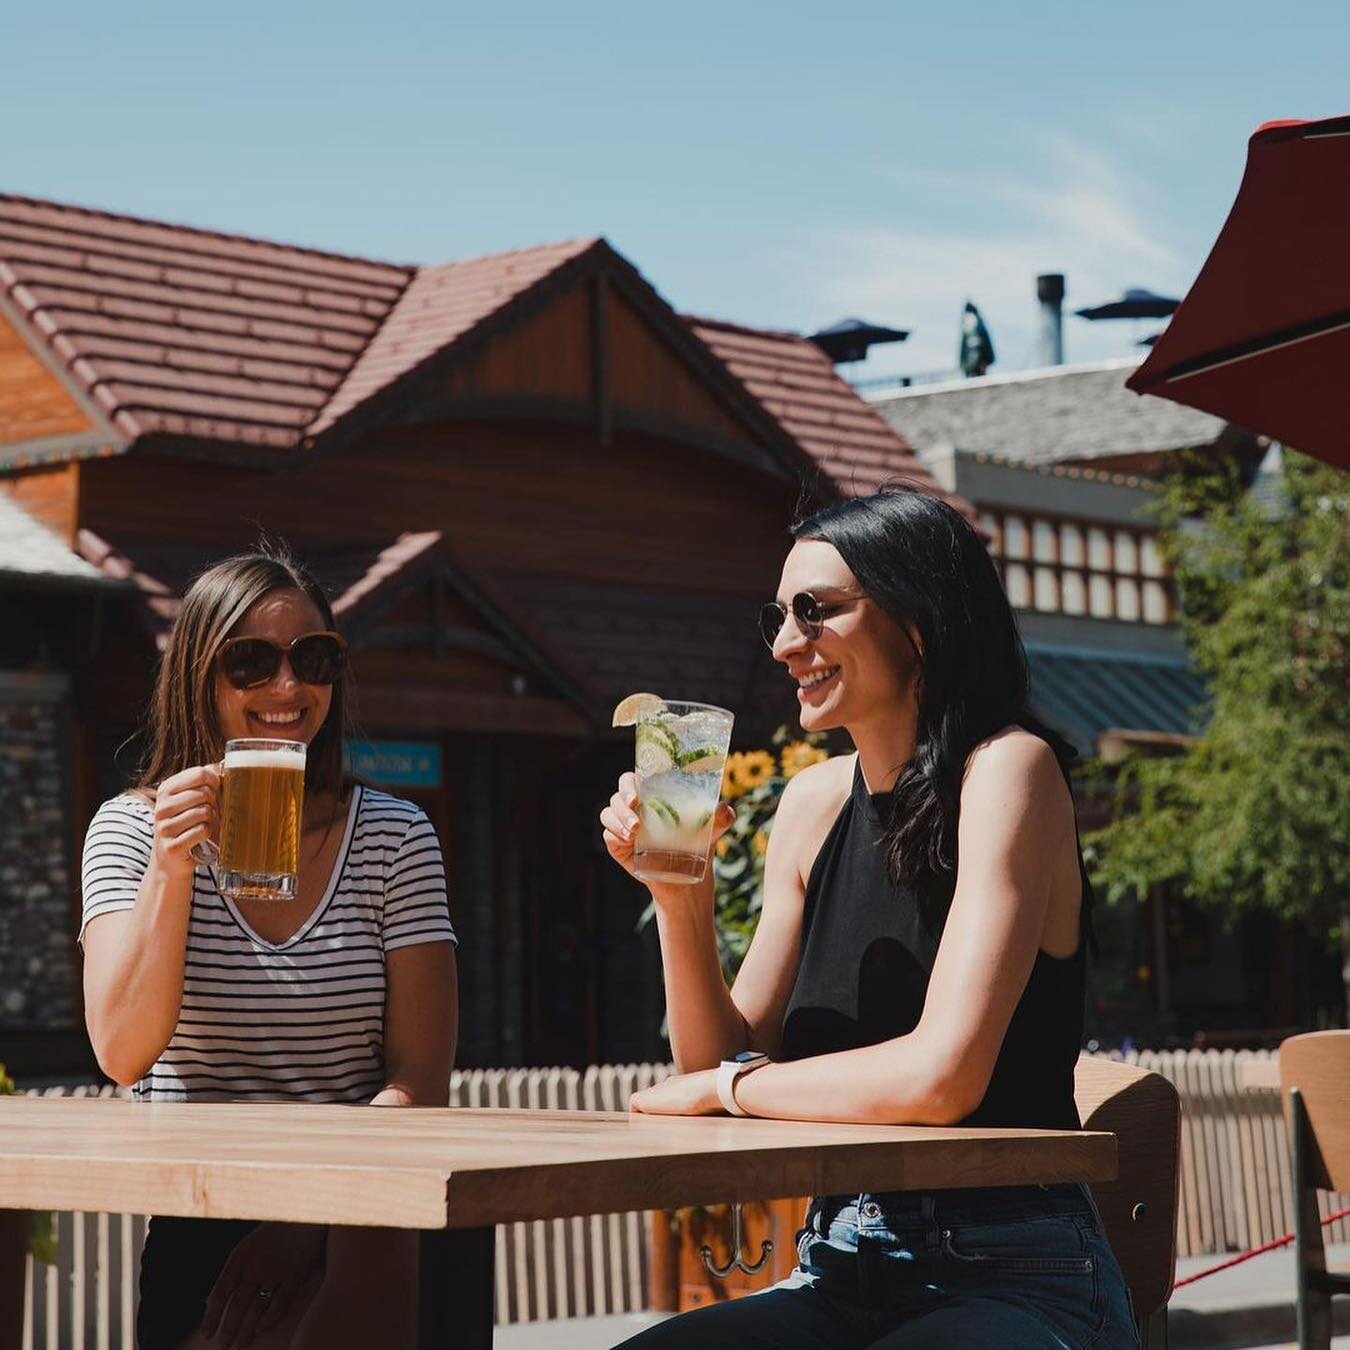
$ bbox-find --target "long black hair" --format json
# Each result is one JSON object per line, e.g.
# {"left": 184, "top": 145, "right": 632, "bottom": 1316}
{"left": 792, "top": 485, "right": 1072, "bottom": 910}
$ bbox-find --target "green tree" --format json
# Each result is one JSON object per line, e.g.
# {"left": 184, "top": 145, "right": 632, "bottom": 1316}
{"left": 1087, "top": 449, "right": 1350, "bottom": 1018}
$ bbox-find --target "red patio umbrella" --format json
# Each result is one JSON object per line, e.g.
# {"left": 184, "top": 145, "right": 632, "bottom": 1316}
{"left": 1128, "top": 114, "right": 1350, "bottom": 471}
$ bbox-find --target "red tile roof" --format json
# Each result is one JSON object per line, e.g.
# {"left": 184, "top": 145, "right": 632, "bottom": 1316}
{"left": 312, "top": 239, "right": 599, "bottom": 435}
{"left": 0, "top": 194, "right": 964, "bottom": 514}
{"left": 0, "top": 194, "right": 410, "bottom": 448}
{"left": 688, "top": 317, "right": 956, "bottom": 503}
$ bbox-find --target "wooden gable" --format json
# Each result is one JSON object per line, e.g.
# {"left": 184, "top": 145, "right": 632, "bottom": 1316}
{"left": 0, "top": 308, "right": 96, "bottom": 452}
{"left": 363, "top": 262, "right": 787, "bottom": 476}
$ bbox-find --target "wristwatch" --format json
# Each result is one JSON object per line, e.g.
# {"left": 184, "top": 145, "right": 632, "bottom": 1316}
{"left": 716, "top": 1050, "right": 771, "bottom": 1116}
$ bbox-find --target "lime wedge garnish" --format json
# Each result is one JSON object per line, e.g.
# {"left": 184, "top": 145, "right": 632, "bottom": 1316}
{"left": 612, "top": 692, "right": 664, "bottom": 727}
{"left": 694, "top": 809, "right": 713, "bottom": 829}
{"left": 676, "top": 748, "right": 725, "bottom": 772}
{"left": 644, "top": 797, "right": 681, "bottom": 827}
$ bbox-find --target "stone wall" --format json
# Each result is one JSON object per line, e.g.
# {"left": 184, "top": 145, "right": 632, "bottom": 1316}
{"left": 0, "top": 670, "right": 76, "bottom": 1030}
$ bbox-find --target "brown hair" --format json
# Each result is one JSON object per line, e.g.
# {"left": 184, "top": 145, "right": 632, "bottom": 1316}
{"left": 137, "top": 542, "right": 350, "bottom": 798}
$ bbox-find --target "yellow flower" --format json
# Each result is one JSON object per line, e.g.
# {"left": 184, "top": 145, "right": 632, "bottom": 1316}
{"left": 737, "top": 750, "right": 776, "bottom": 792}
{"left": 721, "top": 752, "right": 747, "bottom": 801}
{"left": 715, "top": 834, "right": 734, "bottom": 858}
{"left": 780, "top": 741, "right": 828, "bottom": 779}
{"left": 751, "top": 829, "right": 769, "bottom": 857}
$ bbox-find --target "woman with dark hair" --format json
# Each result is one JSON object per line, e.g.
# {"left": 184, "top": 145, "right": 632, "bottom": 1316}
{"left": 80, "top": 544, "right": 458, "bottom": 1350}
{"left": 601, "top": 488, "right": 1137, "bottom": 1347}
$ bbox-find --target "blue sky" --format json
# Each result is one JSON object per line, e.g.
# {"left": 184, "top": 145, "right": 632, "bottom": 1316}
{"left": 6, "top": 1, "right": 1347, "bottom": 383}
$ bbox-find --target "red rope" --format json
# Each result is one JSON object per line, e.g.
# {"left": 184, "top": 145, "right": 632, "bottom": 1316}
{"left": 1172, "top": 1204, "right": 1350, "bottom": 1288}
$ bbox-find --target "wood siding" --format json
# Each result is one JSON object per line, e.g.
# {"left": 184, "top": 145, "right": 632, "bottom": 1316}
{"left": 0, "top": 463, "right": 81, "bottom": 541}
{"left": 0, "top": 311, "right": 92, "bottom": 447}
{"left": 76, "top": 422, "right": 796, "bottom": 595}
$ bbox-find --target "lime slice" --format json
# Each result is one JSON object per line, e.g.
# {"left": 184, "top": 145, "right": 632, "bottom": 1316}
{"left": 636, "top": 725, "right": 677, "bottom": 776}
{"left": 644, "top": 797, "right": 681, "bottom": 827}
{"left": 612, "top": 692, "right": 664, "bottom": 727}
{"left": 676, "top": 748, "right": 725, "bottom": 772}
{"left": 694, "top": 808, "right": 713, "bottom": 829}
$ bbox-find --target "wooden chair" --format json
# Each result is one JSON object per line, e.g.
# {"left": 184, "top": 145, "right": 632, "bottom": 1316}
{"left": 1280, "top": 1030, "right": 1350, "bottom": 1350}
{"left": 1075, "top": 1056, "right": 1181, "bottom": 1349}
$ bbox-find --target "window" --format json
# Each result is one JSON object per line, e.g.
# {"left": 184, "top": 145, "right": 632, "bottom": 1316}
{"left": 1034, "top": 567, "right": 1058, "bottom": 610}
{"left": 1059, "top": 524, "right": 1084, "bottom": 568}
{"left": 1061, "top": 572, "right": 1087, "bottom": 614}
{"left": 1088, "top": 527, "right": 1111, "bottom": 571}
{"left": 979, "top": 513, "right": 1002, "bottom": 555}
{"left": 1004, "top": 563, "right": 1031, "bottom": 607}
{"left": 1004, "top": 514, "right": 1028, "bottom": 560}
{"left": 1116, "top": 577, "right": 1141, "bottom": 622}
{"left": 1141, "top": 535, "right": 1165, "bottom": 577}
{"left": 1114, "top": 531, "right": 1139, "bottom": 574}
{"left": 1033, "top": 520, "right": 1057, "bottom": 563}
{"left": 1143, "top": 580, "right": 1169, "bottom": 624}
{"left": 1090, "top": 574, "right": 1114, "bottom": 617}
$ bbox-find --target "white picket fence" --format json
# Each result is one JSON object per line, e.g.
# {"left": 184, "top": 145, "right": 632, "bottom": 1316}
{"left": 17, "top": 1051, "right": 1342, "bottom": 1347}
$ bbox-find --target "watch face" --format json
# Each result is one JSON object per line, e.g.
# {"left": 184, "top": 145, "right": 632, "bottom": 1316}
{"left": 733, "top": 1051, "right": 766, "bottom": 1065}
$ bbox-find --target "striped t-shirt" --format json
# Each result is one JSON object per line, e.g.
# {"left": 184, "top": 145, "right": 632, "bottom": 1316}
{"left": 80, "top": 784, "right": 456, "bottom": 1103}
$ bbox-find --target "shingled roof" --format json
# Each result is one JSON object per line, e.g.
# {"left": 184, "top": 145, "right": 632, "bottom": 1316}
{"left": 690, "top": 317, "right": 945, "bottom": 498}
{"left": 0, "top": 193, "right": 960, "bottom": 509}
{"left": 871, "top": 358, "right": 1241, "bottom": 467}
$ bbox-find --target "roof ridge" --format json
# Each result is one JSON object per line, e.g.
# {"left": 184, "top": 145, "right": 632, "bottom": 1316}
{"left": 684, "top": 312, "right": 804, "bottom": 341}
{"left": 418, "top": 236, "right": 603, "bottom": 274}
{"left": 0, "top": 190, "right": 411, "bottom": 276}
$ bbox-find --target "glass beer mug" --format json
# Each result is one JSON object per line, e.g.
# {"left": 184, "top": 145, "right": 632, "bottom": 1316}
{"left": 213, "top": 737, "right": 306, "bottom": 901}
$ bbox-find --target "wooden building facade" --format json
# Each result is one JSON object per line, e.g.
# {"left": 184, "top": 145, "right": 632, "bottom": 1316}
{"left": 0, "top": 193, "right": 961, "bottom": 1074}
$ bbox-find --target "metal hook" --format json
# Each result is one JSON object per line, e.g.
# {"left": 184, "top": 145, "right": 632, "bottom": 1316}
{"left": 699, "top": 1202, "right": 774, "bottom": 1279}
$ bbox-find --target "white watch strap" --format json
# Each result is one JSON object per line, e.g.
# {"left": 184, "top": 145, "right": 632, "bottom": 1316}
{"left": 716, "top": 1057, "right": 768, "bottom": 1116}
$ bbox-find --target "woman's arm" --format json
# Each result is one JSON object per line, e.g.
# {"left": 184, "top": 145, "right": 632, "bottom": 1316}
{"left": 371, "top": 941, "right": 458, "bottom": 1106}
{"left": 82, "top": 769, "right": 220, "bottom": 1086}
{"left": 636, "top": 732, "right": 1076, "bottom": 1124}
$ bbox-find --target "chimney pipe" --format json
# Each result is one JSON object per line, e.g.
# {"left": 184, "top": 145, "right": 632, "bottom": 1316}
{"left": 1036, "top": 273, "right": 1065, "bottom": 366}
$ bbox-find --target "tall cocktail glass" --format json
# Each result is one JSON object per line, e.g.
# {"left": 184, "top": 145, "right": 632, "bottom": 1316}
{"left": 632, "top": 700, "right": 734, "bottom": 885}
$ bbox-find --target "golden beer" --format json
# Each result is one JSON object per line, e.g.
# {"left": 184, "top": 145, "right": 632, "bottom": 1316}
{"left": 218, "top": 739, "right": 305, "bottom": 901}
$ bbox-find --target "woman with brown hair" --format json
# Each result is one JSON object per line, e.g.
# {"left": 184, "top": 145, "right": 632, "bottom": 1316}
{"left": 80, "top": 543, "right": 458, "bottom": 1350}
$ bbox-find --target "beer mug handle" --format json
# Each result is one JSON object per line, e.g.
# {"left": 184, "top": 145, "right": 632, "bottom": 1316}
{"left": 190, "top": 837, "right": 220, "bottom": 866}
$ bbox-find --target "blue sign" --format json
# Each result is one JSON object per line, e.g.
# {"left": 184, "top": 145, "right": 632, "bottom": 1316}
{"left": 347, "top": 740, "right": 442, "bottom": 788}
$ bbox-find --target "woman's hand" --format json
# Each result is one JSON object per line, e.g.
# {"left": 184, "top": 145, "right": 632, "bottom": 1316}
{"left": 599, "top": 772, "right": 735, "bottom": 883}
{"left": 629, "top": 1069, "right": 723, "bottom": 1116}
{"left": 200, "top": 1221, "right": 326, "bottom": 1347}
{"left": 151, "top": 763, "right": 221, "bottom": 877}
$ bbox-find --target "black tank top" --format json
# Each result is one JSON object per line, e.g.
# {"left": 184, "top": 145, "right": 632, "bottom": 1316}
{"left": 780, "top": 741, "right": 1089, "bottom": 1131}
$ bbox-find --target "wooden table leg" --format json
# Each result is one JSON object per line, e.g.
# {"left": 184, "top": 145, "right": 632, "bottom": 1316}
{"left": 420, "top": 1225, "right": 495, "bottom": 1349}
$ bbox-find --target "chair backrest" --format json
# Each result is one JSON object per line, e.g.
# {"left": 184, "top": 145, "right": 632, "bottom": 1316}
{"left": 1074, "top": 1055, "right": 1181, "bottom": 1322}
{"left": 1280, "top": 1030, "right": 1350, "bottom": 1193}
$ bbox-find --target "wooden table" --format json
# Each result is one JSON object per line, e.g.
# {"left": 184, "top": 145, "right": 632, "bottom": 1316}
{"left": 0, "top": 1096, "right": 1116, "bottom": 1347}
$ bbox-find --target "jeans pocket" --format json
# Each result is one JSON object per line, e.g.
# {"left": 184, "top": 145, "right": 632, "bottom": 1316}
{"left": 941, "top": 1217, "right": 1096, "bottom": 1276}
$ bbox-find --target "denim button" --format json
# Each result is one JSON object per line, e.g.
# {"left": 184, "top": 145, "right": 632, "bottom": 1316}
{"left": 861, "top": 1202, "right": 882, "bottom": 1220}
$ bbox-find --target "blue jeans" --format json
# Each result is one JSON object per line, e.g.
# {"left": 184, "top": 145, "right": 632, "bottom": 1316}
{"left": 617, "top": 1185, "right": 1138, "bottom": 1348}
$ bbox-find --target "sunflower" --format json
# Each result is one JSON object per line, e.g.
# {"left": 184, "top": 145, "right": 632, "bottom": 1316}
{"left": 780, "top": 740, "right": 828, "bottom": 779}
{"left": 721, "top": 752, "right": 748, "bottom": 801}
{"left": 736, "top": 750, "right": 776, "bottom": 792}
{"left": 751, "top": 829, "right": 770, "bottom": 857}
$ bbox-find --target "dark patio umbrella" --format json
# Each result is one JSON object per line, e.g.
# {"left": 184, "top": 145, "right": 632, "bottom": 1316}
{"left": 1128, "top": 114, "right": 1350, "bottom": 470}
{"left": 809, "top": 317, "right": 909, "bottom": 364}
{"left": 1076, "top": 288, "right": 1180, "bottom": 321}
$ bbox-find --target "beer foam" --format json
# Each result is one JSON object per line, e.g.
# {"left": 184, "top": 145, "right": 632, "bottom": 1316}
{"left": 223, "top": 747, "right": 306, "bottom": 771}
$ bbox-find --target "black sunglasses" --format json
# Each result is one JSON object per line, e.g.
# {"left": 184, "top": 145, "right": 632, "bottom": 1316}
{"left": 758, "top": 591, "right": 864, "bottom": 649}
{"left": 217, "top": 631, "right": 348, "bottom": 690}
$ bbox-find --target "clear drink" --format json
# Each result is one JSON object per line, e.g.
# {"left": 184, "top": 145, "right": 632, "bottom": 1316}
{"left": 218, "top": 738, "right": 305, "bottom": 901}
{"left": 633, "top": 700, "right": 734, "bottom": 885}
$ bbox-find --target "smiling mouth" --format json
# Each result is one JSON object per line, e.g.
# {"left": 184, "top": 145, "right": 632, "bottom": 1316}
{"left": 797, "top": 666, "right": 840, "bottom": 694}
{"left": 250, "top": 709, "right": 306, "bottom": 727}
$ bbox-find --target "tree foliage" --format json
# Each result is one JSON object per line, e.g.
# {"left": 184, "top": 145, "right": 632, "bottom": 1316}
{"left": 1087, "top": 450, "right": 1349, "bottom": 943}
